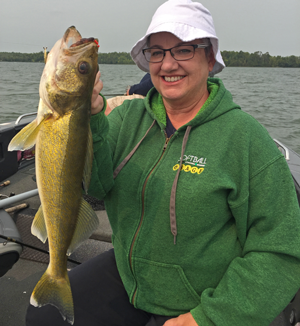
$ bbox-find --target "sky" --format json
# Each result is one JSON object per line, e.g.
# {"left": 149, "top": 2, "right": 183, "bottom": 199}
{"left": 0, "top": 0, "right": 299, "bottom": 57}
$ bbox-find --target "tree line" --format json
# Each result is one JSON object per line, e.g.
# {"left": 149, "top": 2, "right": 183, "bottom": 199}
{"left": 221, "top": 51, "right": 300, "bottom": 68}
{"left": 0, "top": 51, "right": 135, "bottom": 64}
{"left": 0, "top": 50, "right": 299, "bottom": 67}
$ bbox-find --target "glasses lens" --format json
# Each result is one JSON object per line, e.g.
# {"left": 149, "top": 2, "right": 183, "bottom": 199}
{"left": 171, "top": 45, "right": 195, "bottom": 61}
{"left": 144, "top": 48, "right": 164, "bottom": 62}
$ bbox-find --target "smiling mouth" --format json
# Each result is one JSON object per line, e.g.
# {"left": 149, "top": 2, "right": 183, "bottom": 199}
{"left": 164, "top": 76, "right": 184, "bottom": 82}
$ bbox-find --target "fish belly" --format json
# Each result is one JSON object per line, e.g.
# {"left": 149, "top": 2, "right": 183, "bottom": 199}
{"left": 36, "top": 110, "right": 89, "bottom": 271}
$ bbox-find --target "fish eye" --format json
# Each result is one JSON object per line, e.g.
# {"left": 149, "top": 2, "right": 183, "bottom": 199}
{"left": 78, "top": 61, "right": 90, "bottom": 74}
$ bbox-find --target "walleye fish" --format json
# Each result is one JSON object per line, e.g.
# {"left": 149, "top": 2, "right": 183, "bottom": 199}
{"left": 8, "top": 26, "right": 100, "bottom": 324}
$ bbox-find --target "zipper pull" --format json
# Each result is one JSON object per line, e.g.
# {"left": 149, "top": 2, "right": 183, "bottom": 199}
{"left": 163, "top": 135, "right": 172, "bottom": 152}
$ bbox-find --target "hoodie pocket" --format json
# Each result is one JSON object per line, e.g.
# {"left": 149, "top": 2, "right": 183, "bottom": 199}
{"left": 132, "top": 257, "right": 201, "bottom": 315}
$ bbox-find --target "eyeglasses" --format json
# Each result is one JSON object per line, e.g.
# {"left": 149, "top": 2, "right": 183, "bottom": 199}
{"left": 142, "top": 43, "right": 210, "bottom": 63}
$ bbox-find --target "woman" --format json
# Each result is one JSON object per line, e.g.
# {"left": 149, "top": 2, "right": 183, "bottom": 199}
{"left": 27, "top": 1, "right": 300, "bottom": 325}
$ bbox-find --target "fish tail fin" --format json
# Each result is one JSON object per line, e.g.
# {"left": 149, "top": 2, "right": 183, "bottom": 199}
{"left": 30, "top": 268, "right": 74, "bottom": 325}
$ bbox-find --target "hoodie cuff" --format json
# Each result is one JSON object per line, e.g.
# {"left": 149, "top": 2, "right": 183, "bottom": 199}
{"left": 190, "top": 304, "right": 215, "bottom": 326}
{"left": 91, "top": 92, "right": 107, "bottom": 115}
{"left": 101, "top": 93, "right": 107, "bottom": 113}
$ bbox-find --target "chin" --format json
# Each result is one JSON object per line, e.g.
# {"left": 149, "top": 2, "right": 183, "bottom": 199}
{"left": 161, "top": 89, "right": 184, "bottom": 100}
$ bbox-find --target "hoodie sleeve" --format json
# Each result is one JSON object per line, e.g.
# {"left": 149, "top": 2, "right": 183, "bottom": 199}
{"left": 190, "top": 155, "right": 300, "bottom": 325}
{"left": 88, "top": 96, "right": 114, "bottom": 200}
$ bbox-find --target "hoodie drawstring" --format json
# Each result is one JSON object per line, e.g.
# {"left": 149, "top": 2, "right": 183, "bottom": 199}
{"left": 113, "top": 120, "right": 156, "bottom": 179}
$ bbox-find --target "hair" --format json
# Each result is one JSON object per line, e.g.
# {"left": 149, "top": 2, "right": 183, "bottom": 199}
{"left": 146, "top": 36, "right": 151, "bottom": 47}
{"left": 203, "top": 39, "right": 213, "bottom": 59}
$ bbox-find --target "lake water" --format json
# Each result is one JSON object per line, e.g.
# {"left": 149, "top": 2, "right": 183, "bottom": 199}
{"left": 0, "top": 62, "right": 299, "bottom": 153}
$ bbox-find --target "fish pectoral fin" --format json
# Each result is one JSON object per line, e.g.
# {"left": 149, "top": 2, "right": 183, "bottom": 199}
{"left": 67, "top": 198, "right": 99, "bottom": 255}
{"left": 8, "top": 118, "right": 40, "bottom": 151}
{"left": 31, "top": 205, "right": 48, "bottom": 243}
{"left": 8, "top": 112, "right": 52, "bottom": 152}
{"left": 30, "top": 268, "right": 74, "bottom": 325}
{"left": 82, "top": 127, "right": 93, "bottom": 194}
{"left": 8, "top": 98, "right": 53, "bottom": 152}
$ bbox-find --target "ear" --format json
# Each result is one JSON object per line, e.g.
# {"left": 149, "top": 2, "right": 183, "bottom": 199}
{"left": 207, "top": 47, "right": 216, "bottom": 72}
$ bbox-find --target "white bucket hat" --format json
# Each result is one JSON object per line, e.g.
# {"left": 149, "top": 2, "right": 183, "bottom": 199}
{"left": 130, "top": 0, "right": 225, "bottom": 76}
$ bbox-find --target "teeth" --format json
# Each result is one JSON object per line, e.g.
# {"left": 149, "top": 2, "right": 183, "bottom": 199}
{"left": 164, "top": 76, "right": 184, "bottom": 82}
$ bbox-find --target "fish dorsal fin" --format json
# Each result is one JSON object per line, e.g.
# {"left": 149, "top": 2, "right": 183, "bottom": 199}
{"left": 8, "top": 99, "right": 52, "bottom": 151}
{"left": 67, "top": 198, "right": 99, "bottom": 256}
{"left": 82, "top": 127, "right": 93, "bottom": 194}
{"left": 31, "top": 205, "right": 48, "bottom": 243}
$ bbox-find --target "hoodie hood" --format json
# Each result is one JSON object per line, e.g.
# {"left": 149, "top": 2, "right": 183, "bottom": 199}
{"left": 145, "top": 77, "right": 240, "bottom": 130}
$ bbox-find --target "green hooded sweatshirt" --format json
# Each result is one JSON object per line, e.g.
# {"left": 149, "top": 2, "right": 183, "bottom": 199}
{"left": 88, "top": 78, "right": 300, "bottom": 326}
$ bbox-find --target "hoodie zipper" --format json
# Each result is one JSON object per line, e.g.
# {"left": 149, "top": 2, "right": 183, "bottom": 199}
{"left": 129, "top": 132, "right": 172, "bottom": 304}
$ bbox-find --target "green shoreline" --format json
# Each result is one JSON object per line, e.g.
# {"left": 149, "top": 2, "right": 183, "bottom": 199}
{"left": 0, "top": 51, "right": 299, "bottom": 67}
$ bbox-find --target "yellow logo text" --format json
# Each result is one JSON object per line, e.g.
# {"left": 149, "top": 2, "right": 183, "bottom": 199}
{"left": 173, "top": 164, "right": 204, "bottom": 175}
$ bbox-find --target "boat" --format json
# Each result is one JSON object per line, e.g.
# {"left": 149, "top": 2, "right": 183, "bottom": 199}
{"left": 0, "top": 113, "right": 299, "bottom": 326}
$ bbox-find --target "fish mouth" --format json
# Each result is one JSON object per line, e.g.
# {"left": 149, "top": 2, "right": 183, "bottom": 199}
{"left": 70, "top": 37, "right": 99, "bottom": 48}
{"left": 63, "top": 26, "right": 99, "bottom": 49}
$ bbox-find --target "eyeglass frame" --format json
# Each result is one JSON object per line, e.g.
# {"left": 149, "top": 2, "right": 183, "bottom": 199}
{"left": 142, "top": 42, "right": 211, "bottom": 63}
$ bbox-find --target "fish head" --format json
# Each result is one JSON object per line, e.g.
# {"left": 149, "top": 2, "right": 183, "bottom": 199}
{"left": 39, "top": 26, "right": 99, "bottom": 117}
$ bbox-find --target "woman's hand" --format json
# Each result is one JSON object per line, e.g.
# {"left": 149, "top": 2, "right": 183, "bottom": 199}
{"left": 91, "top": 71, "right": 104, "bottom": 115}
{"left": 163, "top": 312, "right": 198, "bottom": 326}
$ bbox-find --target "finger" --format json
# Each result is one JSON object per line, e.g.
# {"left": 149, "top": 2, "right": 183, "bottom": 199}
{"left": 162, "top": 319, "right": 175, "bottom": 326}
{"left": 92, "top": 95, "right": 103, "bottom": 110}
{"left": 98, "top": 80, "right": 104, "bottom": 93}
{"left": 93, "top": 79, "right": 103, "bottom": 95}
{"left": 94, "top": 71, "right": 101, "bottom": 85}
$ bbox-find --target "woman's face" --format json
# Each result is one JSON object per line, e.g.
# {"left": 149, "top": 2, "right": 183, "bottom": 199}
{"left": 148, "top": 32, "right": 215, "bottom": 107}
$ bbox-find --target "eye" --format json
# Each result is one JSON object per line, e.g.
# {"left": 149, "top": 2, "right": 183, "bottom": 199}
{"left": 78, "top": 61, "right": 90, "bottom": 74}
{"left": 151, "top": 50, "right": 163, "bottom": 57}
{"left": 176, "top": 47, "right": 192, "bottom": 54}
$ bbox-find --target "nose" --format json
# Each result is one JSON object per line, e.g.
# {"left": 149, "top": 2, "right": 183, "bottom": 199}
{"left": 161, "top": 50, "right": 178, "bottom": 71}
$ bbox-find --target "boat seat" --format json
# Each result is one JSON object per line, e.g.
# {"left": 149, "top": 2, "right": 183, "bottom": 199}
{"left": 0, "top": 209, "right": 23, "bottom": 277}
